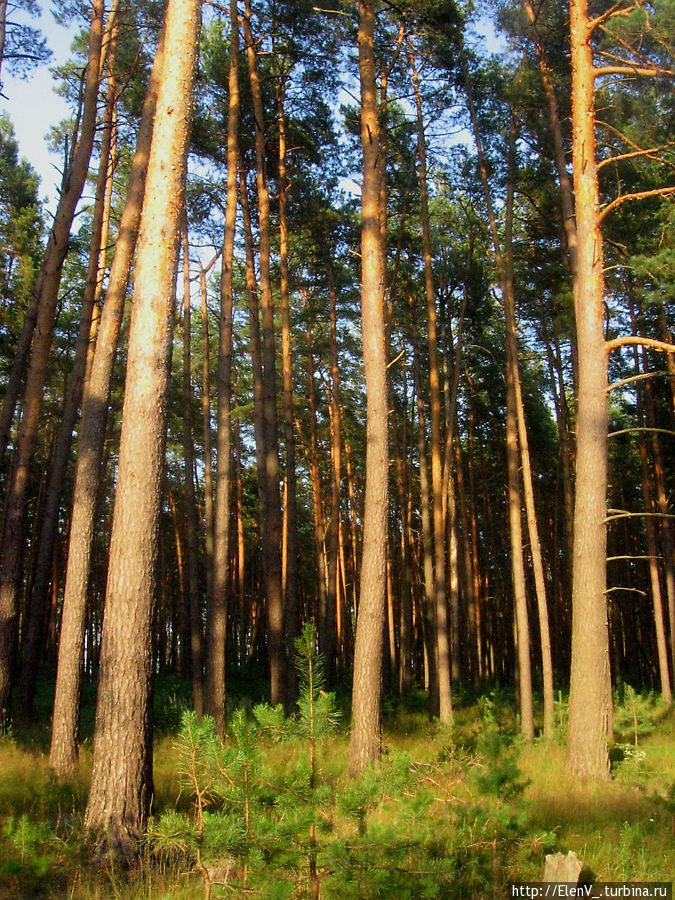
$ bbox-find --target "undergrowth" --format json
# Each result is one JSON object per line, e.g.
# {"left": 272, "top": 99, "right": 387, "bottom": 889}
{"left": 0, "top": 671, "right": 673, "bottom": 898}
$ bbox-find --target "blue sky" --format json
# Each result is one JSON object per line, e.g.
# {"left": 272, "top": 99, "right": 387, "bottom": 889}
{"left": 0, "top": 3, "right": 76, "bottom": 212}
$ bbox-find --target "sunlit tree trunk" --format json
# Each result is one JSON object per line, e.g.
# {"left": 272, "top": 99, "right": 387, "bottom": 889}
{"left": 566, "top": 0, "right": 612, "bottom": 781}
{"left": 84, "top": 0, "right": 201, "bottom": 844}
{"left": 348, "top": 0, "right": 388, "bottom": 775}
{"left": 49, "top": 31, "right": 163, "bottom": 775}
{"left": 276, "top": 75, "right": 298, "bottom": 698}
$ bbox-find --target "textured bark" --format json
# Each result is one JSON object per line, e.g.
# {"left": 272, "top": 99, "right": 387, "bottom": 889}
{"left": 50, "top": 32, "right": 163, "bottom": 776}
{"left": 242, "top": 2, "right": 285, "bottom": 706}
{"left": 17, "top": 26, "right": 119, "bottom": 718}
{"left": 348, "top": 0, "right": 388, "bottom": 775}
{"left": 409, "top": 36, "right": 452, "bottom": 724}
{"left": 181, "top": 223, "right": 203, "bottom": 717}
{"left": 205, "top": 0, "right": 238, "bottom": 736}
{"left": 84, "top": 0, "right": 200, "bottom": 843}
{"left": 566, "top": 0, "right": 612, "bottom": 781}
{"left": 0, "top": 0, "right": 104, "bottom": 729}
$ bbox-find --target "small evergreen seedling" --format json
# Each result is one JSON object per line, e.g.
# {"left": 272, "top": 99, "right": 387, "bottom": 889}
{"left": 294, "top": 622, "right": 340, "bottom": 899}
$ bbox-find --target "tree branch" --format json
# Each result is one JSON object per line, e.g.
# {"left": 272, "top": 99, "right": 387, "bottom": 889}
{"left": 588, "top": 1, "right": 636, "bottom": 34}
{"left": 605, "top": 334, "right": 675, "bottom": 354}
{"left": 594, "top": 64, "right": 675, "bottom": 78}
{"left": 598, "top": 186, "right": 675, "bottom": 224}
{"left": 597, "top": 142, "right": 675, "bottom": 171}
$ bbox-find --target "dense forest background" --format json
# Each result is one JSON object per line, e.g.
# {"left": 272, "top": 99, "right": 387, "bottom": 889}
{"left": 0, "top": 0, "right": 674, "bottom": 883}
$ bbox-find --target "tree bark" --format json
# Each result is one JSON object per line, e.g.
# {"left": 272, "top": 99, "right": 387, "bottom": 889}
{"left": 348, "top": 0, "right": 389, "bottom": 775}
{"left": 84, "top": 0, "right": 200, "bottom": 844}
{"left": 566, "top": 0, "right": 612, "bottom": 781}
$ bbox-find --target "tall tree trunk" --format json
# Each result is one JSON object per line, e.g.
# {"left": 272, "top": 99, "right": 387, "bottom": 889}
{"left": 84, "top": 0, "right": 200, "bottom": 844}
{"left": 276, "top": 75, "right": 298, "bottom": 700}
{"left": 0, "top": 0, "right": 104, "bottom": 729}
{"left": 49, "top": 32, "right": 163, "bottom": 775}
{"left": 304, "top": 309, "right": 328, "bottom": 632}
{"left": 181, "top": 222, "right": 203, "bottom": 717}
{"left": 503, "top": 118, "right": 554, "bottom": 738}
{"left": 200, "top": 266, "right": 214, "bottom": 593}
{"left": 325, "top": 268, "right": 341, "bottom": 683}
{"left": 409, "top": 35, "right": 452, "bottom": 724}
{"left": 205, "top": 0, "right": 238, "bottom": 736}
{"left": 566, "top": 0, "right": 612, "bottom": 781}
{"left": 241, "top": 1, "right": 285, "bottom": 706}
{"left": 410, "top": 299, "right": 438, "bottom": 711}
{"left": 348, "top": 0, "right": 388, "bottom": 775}
{"left": 166, "top": 479, "right": 188, "bottom": 675}
{"left": 239, "top": 158, "right": 273, "bottom": 669}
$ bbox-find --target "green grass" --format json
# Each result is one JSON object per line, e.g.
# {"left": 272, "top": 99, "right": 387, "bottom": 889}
{"left": 0, "top": 680, "right": 673, "bottom": 898}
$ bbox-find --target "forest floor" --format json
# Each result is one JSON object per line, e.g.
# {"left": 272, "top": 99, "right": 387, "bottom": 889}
{"left": 0, "top": 677, "right": 673, "bottom": 899}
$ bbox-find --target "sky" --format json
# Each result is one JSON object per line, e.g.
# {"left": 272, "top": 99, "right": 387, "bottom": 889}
{"left": 0, "top": 4, "right": 77, "bottom": 213}
{"left": 0, "top": 3, "right": 506, "bottom": 221}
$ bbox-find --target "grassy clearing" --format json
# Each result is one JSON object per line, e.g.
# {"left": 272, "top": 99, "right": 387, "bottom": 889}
{"left": 0, "top": 682, "right": 672, "bottom": 899}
